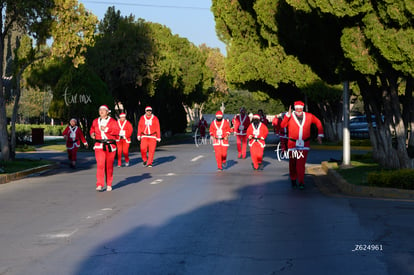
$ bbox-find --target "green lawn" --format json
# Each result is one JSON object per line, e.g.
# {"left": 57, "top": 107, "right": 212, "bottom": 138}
{"left": 335, "top": 160, "right": 380, "bottom": 186}
{"left": 0, "top": 159, "right": 53, "bottom": 174}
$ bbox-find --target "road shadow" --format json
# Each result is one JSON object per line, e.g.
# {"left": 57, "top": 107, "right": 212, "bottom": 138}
{"left": 224, "top": 159, "right": 238, "bottom": 170}
{"left": 113, "top": 173, "right": 152, "bottom": 190}
{"left": 68, "top": 175, "right": 399, "bottom": 275}
{"left": 153, "top": 155, "right": 176, "bottom": 166}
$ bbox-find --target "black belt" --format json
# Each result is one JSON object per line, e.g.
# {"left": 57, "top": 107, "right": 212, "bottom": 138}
{"left": 141, "top": 132, "right": 156, "bottom": 136}
{"left": 95, "top": 139, "right": 116, "bottom": 152}
{"left": 289, "top": 137, "right": 311, "bottom": 142}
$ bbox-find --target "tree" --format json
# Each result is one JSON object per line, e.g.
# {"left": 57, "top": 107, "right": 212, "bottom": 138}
{"left": 212, "top": 0, "right": 414, "bottom": 167}
{"left": 0, "top": 0, "right": 97, "bottom": 160}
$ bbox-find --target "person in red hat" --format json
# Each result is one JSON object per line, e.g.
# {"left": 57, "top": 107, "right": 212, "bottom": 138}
{"left": 137, "top": 106, "right": 161, "bottom": 167}
{"left": 233, "top": 107, "right": 251, "bottom": 159}
{"left": 272, "top": 112, "right": 288, "bottom": 152}
{"left": 62, "top": 118, "right": 88, "bottom": 168}
{"left": 90, "top": 105, "right": 120, "bottom": 192}
{"left": 209, "top": 110, "right": 231, "bottom": 171}
{"left": 247, "top": 114, "right": 269, "bottom": 170}
{"left": 197, "top": 116, "right": 208, "bottom": 138}
{"left": 281, "top": 101, "right": 324, "bottom": 189}
{"left": 116, "top": 113, "right": 133, "bottom": 167}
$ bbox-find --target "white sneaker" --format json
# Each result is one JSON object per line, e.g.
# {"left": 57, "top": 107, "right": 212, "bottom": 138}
{"left": 96, "top": 186, "right": 103, "bottom": 191}
{"left": 125, "top": 162, "right": 129, "bottom": 167}
{"left": 106, "top": 186, "right": 112, "bottom": 192}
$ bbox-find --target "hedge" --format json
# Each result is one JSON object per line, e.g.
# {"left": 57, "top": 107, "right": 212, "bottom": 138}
{"left": 7, "top": 124, "right": 67, "bottom": 143}
{"left": 367, "top": 169, "right": 414, "bottom": 190}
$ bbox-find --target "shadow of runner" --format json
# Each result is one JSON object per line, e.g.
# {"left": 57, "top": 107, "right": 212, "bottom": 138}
{"left": 113, "top": 173, "right": 152, "bottom": 190}
{"left": 153, "top": 156, "right": 176, "bottom": 166}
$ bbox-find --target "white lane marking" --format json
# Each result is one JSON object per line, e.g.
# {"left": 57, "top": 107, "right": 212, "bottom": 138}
{"left": 101, "top": 208, "right": 113, "bottom": 211}
{"left": 41, "top": 229, "right": 78, "bottom": 239}
{"left": 167, "top": 173, "right": 176, "bottom": 176}
{"left": 191, "top": 155, "right": 204, "bottom": 162}
{"left": 150, "top": 179, "right": 163, "bottom": 185}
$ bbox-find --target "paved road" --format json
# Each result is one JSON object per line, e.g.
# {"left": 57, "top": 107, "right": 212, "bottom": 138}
{"left": 0, "top": 140, "right": 413, "bottom": 275}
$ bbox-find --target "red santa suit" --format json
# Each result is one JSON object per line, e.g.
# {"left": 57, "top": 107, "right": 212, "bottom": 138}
{"left": 272, "top": 113, "right": 288, "bottom": 152}
{"left": 90, "top": 113, "right": 120, "bottom": 189}
{"left": 233, "top": 112, "right": 251, "bottom": 159}
{"left": 198, "top": 118, "right": 208, "bottom": 137}
{"left": 62, "top": 124, "right": 87, "bottom": 162}
{"left": 116, "top": 114, "right": 133, "bottom": 166}
{"left": 247, "top": 115, "right": 269, "bottom": 170}
{"left": 209, "top": 111, "right": 231, "bottom": 170}
{"left": 137, "top": 107, "right": 161, "bottom": 167}
{"left": 280, "top": 102, "right": 324, "bottom": 187}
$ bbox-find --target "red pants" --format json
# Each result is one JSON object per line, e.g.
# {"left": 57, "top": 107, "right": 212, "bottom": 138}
{"left": 116, "top": 139, "right": 130, "bottom": 165}
{"left": 280, "top": 137, "right": 288, "bottom": 152}
{"left": 236, "top": 135, "right": 248, "bottom": 158}
{"left": 95, "top": 149, "right": 116, "bottom": 187}
{"left": 214, "top": 145, "right": 228, "bottom": 169}
{"left": 289, "top": 150, "right": 309, "bottom": 184}
{"left": 67, "top": 147, "right": 79, "bottom": 161}
{"left": 250, "top": 143, "right": 264, "bottom": 169}
{"left": 140, "top": 138, "right": 157, "bottom": 165}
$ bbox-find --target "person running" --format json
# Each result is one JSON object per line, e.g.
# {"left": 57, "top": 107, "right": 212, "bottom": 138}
{"left": 247, "top": 114, "right": 268, "bottom": 170}
{"left": 116, "top": 113, "right": 133, "bottom": 167}
{"left": 209, "top": 110, "right": 231, "bottom": 171}
{"left": 90, "top": 105, "right": 120, "bottom": 192}
{"left": 62, "top": 118, "right": 88, "bottom": 169}
{"left": 280, "top": 101, "right": 324, "bottom": 190}
{"left": 137, "top": 106, "right": 161, "bottom": 167}
{"left": 197, "top": 116, "right": 208, "bottom": 138}
{"left": 233, "top": 107, "right": 251, "bottom": 159}
{"left": 272, "top": 112, "right": 288, "bottom": 152}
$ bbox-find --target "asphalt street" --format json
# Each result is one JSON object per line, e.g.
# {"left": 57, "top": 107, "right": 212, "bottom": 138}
{"left": 0, "top": 138, "right": 413, "bottom": 275}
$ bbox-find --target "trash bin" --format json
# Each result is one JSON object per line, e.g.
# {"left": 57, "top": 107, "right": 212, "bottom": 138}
{"left": 31, "top": 128, "right": 44, "bottom": 145}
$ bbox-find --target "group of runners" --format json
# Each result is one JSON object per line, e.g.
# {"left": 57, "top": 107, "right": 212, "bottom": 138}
{"left": 62, "top": 100, "right": 323, "bottom": 191}
{"left": 205, "top": 101, "right": 324, "bottom": 189}
{"left": 62, "top": 105, "right": 160, "bottom": 192}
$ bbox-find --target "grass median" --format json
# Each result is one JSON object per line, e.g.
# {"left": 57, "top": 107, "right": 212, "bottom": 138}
{"left": 0, "top": 159, "right": 53, "bottom": 174}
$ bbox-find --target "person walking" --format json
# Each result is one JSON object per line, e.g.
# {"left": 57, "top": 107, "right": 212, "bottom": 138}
{"left": 90, "top": 105, "right": 120, "bottom": 192}
{"left": 247, "top": 114, "right": 269, "bottom": 170}
{"left": 116, "top": 113, "right": 133, "bottom": 167}
{"left": 197, "top": 116, "right": 208, "bottom": 138}
{"left": 62, "top": 118, "right": 88, "bottom": 168}
{"left": 209, "top": 110, "right": 231, "bottom": 171}
{"left": 233, "top": 107, "right": 250, "bottom": 159}
{"left": 272, "top": 112, "right": 288, "bottom": 152}
{"left": 137, "top": 106, "right": 161, "bottom": 167}
{"left": 280, "top": 101, "right": 324, "bottom": 189}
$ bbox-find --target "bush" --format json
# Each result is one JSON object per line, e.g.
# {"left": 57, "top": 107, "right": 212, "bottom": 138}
{"left": 367, "top": 169, "right": 414, "bottom": 190}
{"left": 7, "top": 124, "right": 67, "bottom": 144}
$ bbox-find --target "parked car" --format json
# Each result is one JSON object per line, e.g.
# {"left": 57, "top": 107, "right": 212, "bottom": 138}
{"left": 349, "top": 115, "right": 382, "bottom": 139}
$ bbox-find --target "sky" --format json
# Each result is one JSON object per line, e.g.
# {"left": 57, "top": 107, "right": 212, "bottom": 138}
{"left": 79, "top": 0, "right": 227, "bottom": 54}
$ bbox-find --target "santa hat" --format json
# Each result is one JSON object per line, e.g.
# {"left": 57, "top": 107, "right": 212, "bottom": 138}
{"left": 252, "top": 114, "right": 260, "bottom": 120}
{"left": 99, "top": 105, "right": 111, "bottom": 112}
{"left": 215, "top": 110, "right": 223, "bottom": 118}
{"left": 145, "top": 106, "right": 152, "bottom": 111}
{"left": 119, "top": 113, "right": 126, "bottom": 118}
{"left": 294, "top": 101, "right": 305, "bottom": 109}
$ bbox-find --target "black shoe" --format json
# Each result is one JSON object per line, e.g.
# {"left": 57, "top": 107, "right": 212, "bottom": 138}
{"left": 217, "top": 168, "right": 223, "bottom": 171}
{"left": 143, "top": 161, "right": 147, "bottom": 167}
{"left": 291, "top": 180, "right": 297, "bottom": 188}
{"left": 258, "top": 163, "right": 263, "bottom": 170}
{"left": 222, "top": 161, "right": 227, "bottom": 168}
{"left": 299, "top": 183, "right": 305, "bottom": 190}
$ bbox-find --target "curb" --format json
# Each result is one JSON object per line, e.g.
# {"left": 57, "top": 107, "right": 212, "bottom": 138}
{"left": 0, "top": 163, "right": 60, "bottom": 185}
{"left": 308, "top": 162, "right": 414, "bottom": 200}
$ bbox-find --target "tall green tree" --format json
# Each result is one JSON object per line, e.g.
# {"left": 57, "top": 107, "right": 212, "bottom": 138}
{"left": 0, "top": 0, "right": 97, "bottom": 160}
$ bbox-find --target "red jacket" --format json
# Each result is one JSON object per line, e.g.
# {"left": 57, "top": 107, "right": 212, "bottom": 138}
{"left": 62, "top": 125, "right": 87, "bottom": 149}
{"left": 116, "top": 119, "right": 133, "bottom": 143}
{"left": 137, "top": 114, "right": 161, "bottom": 141}
{"left": 233, "top": 114, "right": 251, "bottom": 136}
{"left": 90, "top": 117, "right": 120, "bottom": 151}
{"left": 247, "top": 122, "right": 269, "bottom": 148}
{"left": 209, "top": 119, "right": 231, "bottom": 146}
{"left": 280, "top": 112, "right": 324, "bottom": 150}
{"left": 272, "top": 116, "right": 287, "bottom": 138}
